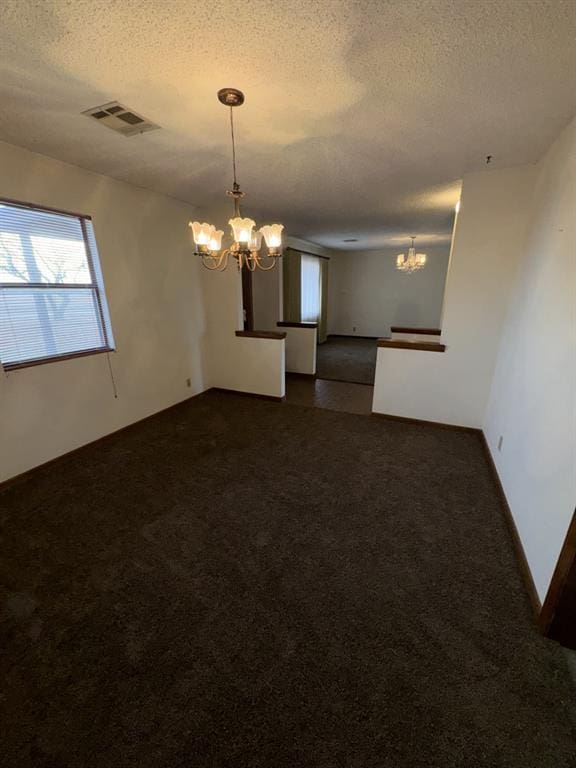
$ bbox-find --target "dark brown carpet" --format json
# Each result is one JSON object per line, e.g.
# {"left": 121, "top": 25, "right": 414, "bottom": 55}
{"left": 316, "top": 336, "right": 377, "bottom": 384}
{"left": 1, "top": 391, "right": 575, "bottom": 767}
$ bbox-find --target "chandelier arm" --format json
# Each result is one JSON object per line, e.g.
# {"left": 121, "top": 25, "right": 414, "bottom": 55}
{"left": 256, "top": 254, "right": 278, "bottom": 271}
{"left": 201, "top": 253, "right": 218, "bottom": 270}
{"left": 216, "top": 251, "right": 230, "bottom": 271}
{"left": 201, "top": 251, "right": 229, "bottom": 271}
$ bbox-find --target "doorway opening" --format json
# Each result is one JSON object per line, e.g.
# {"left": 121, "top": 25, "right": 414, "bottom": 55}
{"left": 315, "top": 336, "right": 377, "bottom": 385}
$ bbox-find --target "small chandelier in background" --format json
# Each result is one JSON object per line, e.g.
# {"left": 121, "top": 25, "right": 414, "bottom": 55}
{"left": 190, "top": 88, "right": 283, "bottom": 272}
{"left": 396, "top": 236, "right": 427, "bottom": 273}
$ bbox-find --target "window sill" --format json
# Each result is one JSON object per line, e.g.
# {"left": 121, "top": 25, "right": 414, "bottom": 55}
{"left": 2, "top": 347, "right": 115, "bottom": 372}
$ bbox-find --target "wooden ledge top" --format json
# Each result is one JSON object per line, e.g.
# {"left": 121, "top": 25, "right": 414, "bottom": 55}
{"left": 276, "top": 321, "right": 318, "bottom": 329}
{"left": 378, "top": 338, "right": 446, "bottom": 352}
{"left": 235, "top": 330, "right": 287, "bottom": 340}
{"left": 390, "top": 326, "right": 442, "bottom": 335}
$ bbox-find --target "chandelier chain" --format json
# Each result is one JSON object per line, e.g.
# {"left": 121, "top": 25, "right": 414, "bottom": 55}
{"left": 229, "top": 106, "right": 238, "bottom": 187}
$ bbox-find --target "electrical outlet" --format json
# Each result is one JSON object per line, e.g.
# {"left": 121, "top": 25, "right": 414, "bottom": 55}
{"left": 498, "top": 435, "right": 503, "bottom": 451}
{"left": 353, "top": 326, "right": 357, "bottom": 333}
{"left": 186, "top": 378, "right": 191, "bottom": 388}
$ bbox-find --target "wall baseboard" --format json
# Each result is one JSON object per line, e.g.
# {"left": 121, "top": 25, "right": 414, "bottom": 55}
{"left": 0, "top": 390, "right": 207, "bottom": 493}
{"left": 209, "top": 387, "right": 285, "bottom": 402}
{"left": 370, "top": 410, "right": 480, "bottom": 433}
{"left": 478, "top": 432, "right": 542, "bottom": 619}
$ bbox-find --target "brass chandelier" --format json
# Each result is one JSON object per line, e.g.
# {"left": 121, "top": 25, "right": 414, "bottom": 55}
{"left": 189, "top": 88, "right": 283, "bottom": 271}
{"left": 396, "top": 236, "right": 427, "bottom": 273}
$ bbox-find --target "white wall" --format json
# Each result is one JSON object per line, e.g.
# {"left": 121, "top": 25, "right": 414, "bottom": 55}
{"left": 201, "top": 232, "right": 332, "bottom": 397}
{"left": 0, "top": 141, "right": 208, "bottom": 482}
{"left": 328, "top": 246, "right": 450, "bottom": 337}
{"left": 372, "top": 163, "right": 536, "bottom": 427}
{"left": 201, "top": 260, "right": 285, "bottom": 398}
{"left": 283, "top": 326, "right": 317, "bottom": 375}
{"left": 483, "top": 117, "right": 576, "bottom": 602}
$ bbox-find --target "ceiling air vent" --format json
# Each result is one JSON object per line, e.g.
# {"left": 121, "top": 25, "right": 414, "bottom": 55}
{"left": 82, "top": 101, "right": 159, "bottom": 137}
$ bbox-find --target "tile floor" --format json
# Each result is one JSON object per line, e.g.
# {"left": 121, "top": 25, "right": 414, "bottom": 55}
{"left": 284, "top": 375, "right": 374, "bottom": 415}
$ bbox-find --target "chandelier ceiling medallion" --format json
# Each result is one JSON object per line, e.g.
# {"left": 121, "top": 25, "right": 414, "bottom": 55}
{"left": 396, "top": 236, "right": 427, "bottom": 273}
{"left": 189, "top": 88, "right": 283, "bottom": 272}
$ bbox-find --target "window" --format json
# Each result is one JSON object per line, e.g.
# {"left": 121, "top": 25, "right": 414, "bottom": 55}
{"left": 0, "top": 200, "right": 114, "bottom": 370}
{"left": 300, "top": 254, "right": 321, "bottom": 323}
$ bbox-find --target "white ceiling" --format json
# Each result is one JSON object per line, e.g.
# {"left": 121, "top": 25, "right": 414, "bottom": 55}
{"left": 1, "top": 0, "right": 575, "bottom": 250}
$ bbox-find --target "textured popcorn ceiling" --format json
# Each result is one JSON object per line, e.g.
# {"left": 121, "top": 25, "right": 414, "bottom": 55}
{"left": 1, "top": 0, "right": 575, "bottom": 249}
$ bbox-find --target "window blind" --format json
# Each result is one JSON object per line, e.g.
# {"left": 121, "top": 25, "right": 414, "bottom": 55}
{"left": 300, "top": 254, "right": 321, "bottom": 323}
{"left": 0, "top": 200, "right": 115, "bottom": 370}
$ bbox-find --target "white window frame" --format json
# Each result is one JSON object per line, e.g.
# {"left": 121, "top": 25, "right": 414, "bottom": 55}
{"left": 0, "top": 198, "right": 115, "bottom": 371}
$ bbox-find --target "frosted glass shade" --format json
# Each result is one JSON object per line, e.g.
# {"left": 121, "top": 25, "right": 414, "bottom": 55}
{"left": 416, "top": 253, "right": 426, "bottom": 266}
{"left": 229, "top": 217, "right": 255, "bottom": 245}
{"left": 250, "top": 230, "right": 262, "bottom": 251}
{"left": 209, "top": 230, "right": 224, "bottom": 251}
{"left": 260, "top": 224, "right": 284, "bottom": 249}
{"left": 190, "top": 221, "right": 215, "bottom": 246}
{"left": 396, "top": 254, "right": 405, "bottom": 267}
